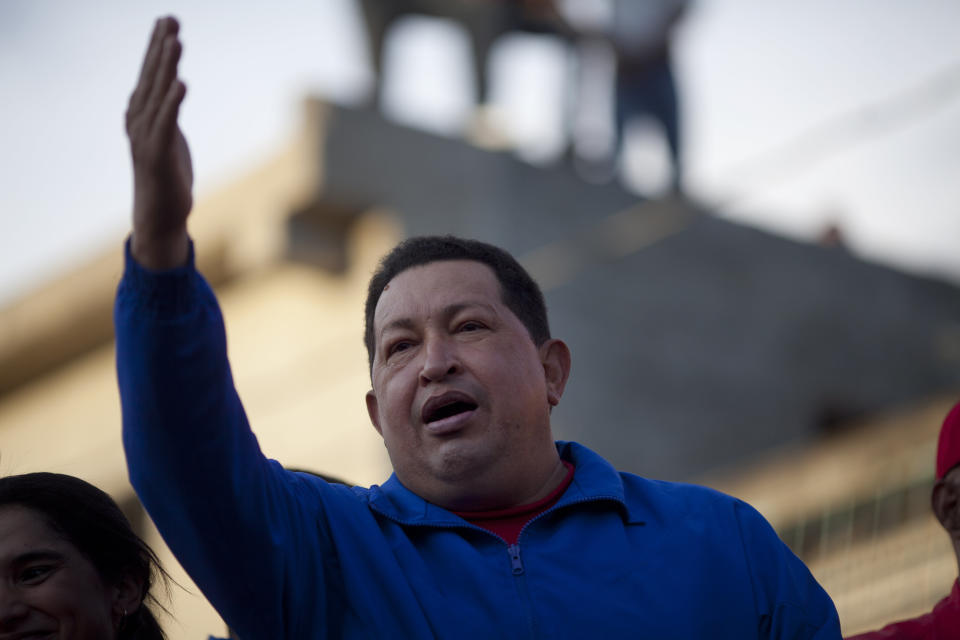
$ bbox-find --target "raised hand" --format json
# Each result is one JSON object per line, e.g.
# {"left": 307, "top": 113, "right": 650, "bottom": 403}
{"left": 125, "top": 16, "right": 193, "bottom": 269}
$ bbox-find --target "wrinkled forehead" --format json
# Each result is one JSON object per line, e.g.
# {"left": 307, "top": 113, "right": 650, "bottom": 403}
{"left": 375, "top": 260, "right": 502, "bottom": 322}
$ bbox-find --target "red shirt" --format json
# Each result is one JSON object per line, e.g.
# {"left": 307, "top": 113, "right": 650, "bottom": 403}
{"left": 846, "top": 579, "right": 960, "bottom": 640}
{"left": 454, "top": 461, "right": 575, "bottom": 545}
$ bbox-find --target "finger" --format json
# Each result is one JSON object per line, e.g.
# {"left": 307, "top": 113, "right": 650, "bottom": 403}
{"left": 143, "top": 35, "right": 183, "bottom": 133}
{"left": 129, "top": 17, "right": 179, "bottom": 118}
{"left": 153, "top": 80, "right": 187, "bottom": 145}
{"left": 139, "top": 17, "right": 179, "bottom": 92}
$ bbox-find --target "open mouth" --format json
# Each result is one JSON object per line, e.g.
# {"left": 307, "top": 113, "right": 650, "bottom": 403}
{"left": 422, "top": 392, "right": 479, "bottom": 425}
{"left": 425, "top": 400, "right": 477, "bottom": 423}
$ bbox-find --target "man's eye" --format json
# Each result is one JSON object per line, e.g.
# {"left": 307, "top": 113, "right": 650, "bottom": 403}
{"left": 388, "top": 341, "right": 413, "bottom": 356}
{"left": 459, "top": 321, "right": 484, "bottom": 332}
{"left": 20, "top": 565, "right": 54, "bottom": 584}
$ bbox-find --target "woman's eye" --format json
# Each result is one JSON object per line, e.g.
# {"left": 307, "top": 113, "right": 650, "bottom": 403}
{"left": 459, "top": 322, "right": 484, "bottom": 332}
{"left": 20, "top": 565, "right": 54, "bottom": 584}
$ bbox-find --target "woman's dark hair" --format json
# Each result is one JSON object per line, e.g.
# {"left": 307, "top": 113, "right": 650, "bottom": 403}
{"left": 0, "top": 472, "right": 168, "bottom": 640}
{"left": 364, "top": 236, "right": 551, "bottom": 370}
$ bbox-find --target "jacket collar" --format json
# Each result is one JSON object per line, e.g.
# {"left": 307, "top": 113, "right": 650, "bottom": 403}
{"left": 367, "top": 441, "right": 645, "bottom": 526}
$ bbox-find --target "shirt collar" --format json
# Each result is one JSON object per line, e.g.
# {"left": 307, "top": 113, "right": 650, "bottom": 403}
{"left": 367, "top": 441, "right": 645, "bottom": 526}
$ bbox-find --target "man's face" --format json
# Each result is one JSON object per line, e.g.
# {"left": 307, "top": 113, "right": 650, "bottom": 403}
{"left": 366, "top": 260, "right": 562, "bottom": 507}
{"left": 935, "top": 466, "right": 960, "bottom": 541}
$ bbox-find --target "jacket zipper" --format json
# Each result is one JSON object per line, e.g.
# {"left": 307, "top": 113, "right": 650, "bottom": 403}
{"left": 371, "top": 494, "right": 623, "bottom": 578}
{"left": 507, "top": 543, "right": 524, "bottom": 575}
{"left": 370, "top": 494, "right": 624, "bottom": 639}
{"left": 505, "top": 495, "right": 624, "bottom": 638}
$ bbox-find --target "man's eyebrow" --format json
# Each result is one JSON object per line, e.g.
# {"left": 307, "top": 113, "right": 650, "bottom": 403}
{"left": 379, "top": 317, "right": 416, "bottom": 338}
{"left": 378, "top": 301, "right": 497, "bottom": 339}
{"left": 443, "top": 301, "right": 496, "bottom": 317}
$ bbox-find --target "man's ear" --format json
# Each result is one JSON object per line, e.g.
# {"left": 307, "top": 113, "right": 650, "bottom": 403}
{"left": 366, "top": 390, "right": 383, "bottom": 436}
{"left": 540, "top": 338, "right": 571, "bottom": 407}
{"left": 932, "top": 478, "right": 960, "bottom": 536}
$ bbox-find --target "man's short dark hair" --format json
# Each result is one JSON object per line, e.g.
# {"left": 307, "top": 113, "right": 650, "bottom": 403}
{"left": 364, "top": 236, "right": 550, "bottom": 369}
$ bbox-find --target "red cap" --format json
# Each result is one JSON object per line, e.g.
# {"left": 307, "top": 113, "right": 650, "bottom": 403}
{"left": 936, "top": 401, "right": 960, "bottom": 479}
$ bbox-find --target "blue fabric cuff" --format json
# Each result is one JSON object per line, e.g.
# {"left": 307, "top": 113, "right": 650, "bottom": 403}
{"left": 119, "top": 236, "right": 200, "bottom": 314}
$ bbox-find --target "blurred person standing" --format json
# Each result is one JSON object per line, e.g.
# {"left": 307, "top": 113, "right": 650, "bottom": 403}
{"left": 606, "top": 0, "right": 687, "bottom": 193}
{"left": 847, "top": 402, "right": 960, "bottom": 639}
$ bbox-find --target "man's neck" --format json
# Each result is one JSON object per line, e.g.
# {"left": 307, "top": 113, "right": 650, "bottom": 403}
{"left": 428, "top": 451, "right": 568, "bottom": 512}
{"left": 513, "top": 457, "right": 569, "bottom": 506}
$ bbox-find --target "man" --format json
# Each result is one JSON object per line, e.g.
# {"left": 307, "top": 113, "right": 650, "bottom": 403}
{"left": 608, "top": 0, "right": 686, "bottom": 192}
{"left": 847, "top": 402, "right": 960, "bottom": 639}
{"left": 118, "top": 17, "right": 840, "bottom": 638}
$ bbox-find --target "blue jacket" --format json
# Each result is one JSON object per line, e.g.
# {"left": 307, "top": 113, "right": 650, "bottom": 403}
{"left": 115, "top": 243, "right": 840, "bottom": 639}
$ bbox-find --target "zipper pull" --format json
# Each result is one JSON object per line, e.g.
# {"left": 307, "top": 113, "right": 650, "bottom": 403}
{"left": 507, "top": 544, "right": 524, "bottom": 575}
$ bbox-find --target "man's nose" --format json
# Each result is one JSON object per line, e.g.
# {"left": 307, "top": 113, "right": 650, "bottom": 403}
{"left": 419, "top": 335, "right": 460, "bottom": 384}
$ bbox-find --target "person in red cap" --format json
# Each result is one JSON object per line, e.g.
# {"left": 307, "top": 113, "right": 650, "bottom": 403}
{"left": 847, "top": 401, "right": 960, "bottom": 639}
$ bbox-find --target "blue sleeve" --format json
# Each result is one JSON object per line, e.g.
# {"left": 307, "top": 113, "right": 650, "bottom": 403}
{"left": 734, "top": 500, "right": 842, "bottom": 639}
{"left": 114, "top": 239, "right": 339, "bottom": 639}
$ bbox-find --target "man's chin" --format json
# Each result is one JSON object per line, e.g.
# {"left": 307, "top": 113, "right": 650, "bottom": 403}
{"left": 427, "top": 438, "right": 494, "bottom": 483}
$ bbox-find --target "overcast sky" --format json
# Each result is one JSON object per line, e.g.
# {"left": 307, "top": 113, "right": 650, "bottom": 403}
{"left": 2, "top": 0, "right": 959, "bottom": 306}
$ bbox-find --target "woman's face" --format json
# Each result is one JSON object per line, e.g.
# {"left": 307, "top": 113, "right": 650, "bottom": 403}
{"left": 0, "top": 505, "right": 133, "bottom": 639}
